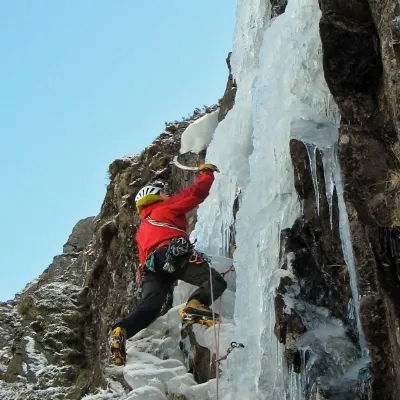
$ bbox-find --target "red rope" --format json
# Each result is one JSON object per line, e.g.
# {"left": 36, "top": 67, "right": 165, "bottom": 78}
{"left": 221, "top": 265, "right": 235, "bottom": 277}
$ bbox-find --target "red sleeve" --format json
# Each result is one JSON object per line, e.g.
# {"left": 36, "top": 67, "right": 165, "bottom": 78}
{"left": 163, "top": 171, "right": 214, "bottom": 214}
{"left": 135, "top": 228, "right": 146, "bottom": 265}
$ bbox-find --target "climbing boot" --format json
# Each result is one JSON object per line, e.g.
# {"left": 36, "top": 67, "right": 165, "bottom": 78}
{"left": 179, "top": 299, "right": 219, "bottom": 321}
{"left": 110, "top": 326, "right": 127, "bottom": 366}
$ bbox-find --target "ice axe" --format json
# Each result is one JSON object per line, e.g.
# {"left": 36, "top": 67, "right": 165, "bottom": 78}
{"left": 170, "top": 155, "right": 220, "bottom": 173}
{"left": 170, "top": 156, "right": 200, "bottom": 172}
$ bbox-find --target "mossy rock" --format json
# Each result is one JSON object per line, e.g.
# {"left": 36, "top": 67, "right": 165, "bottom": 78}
{"left": 69, "top": 368, "right": 93, "bottom": 399}
{"left": 148, "top": 156, "right": 169, "bottom": 171}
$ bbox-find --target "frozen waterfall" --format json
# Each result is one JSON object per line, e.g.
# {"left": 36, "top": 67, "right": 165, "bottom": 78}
{"left": 195, "top": 0, "right": 369, "bottom": 398}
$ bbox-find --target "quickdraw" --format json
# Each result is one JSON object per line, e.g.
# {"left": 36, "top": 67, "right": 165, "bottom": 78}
{"left": 215, "top": 341, "right": 245, "bottom": 364}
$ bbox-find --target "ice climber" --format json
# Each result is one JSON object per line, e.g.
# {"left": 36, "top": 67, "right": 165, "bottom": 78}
{"left": 110, "top": 163, "right": 227, "bottom": 365}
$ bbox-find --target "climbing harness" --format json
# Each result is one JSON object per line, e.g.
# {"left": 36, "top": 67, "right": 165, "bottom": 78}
{"left": 163, "top": 237, "right": 192, "bottom": 272}
{"left": 136, "top": 215, "right": 211, "bottom": 285}
{"left": 135, "top": 216, "right": 189, "bottom": 285}
{"left": 146, "top": 237, "right": 208, "bottom": 275}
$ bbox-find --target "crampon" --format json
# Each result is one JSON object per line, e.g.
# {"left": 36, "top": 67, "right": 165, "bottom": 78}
{"left": 179, "top": 308, "right": 220, "bottom": 328}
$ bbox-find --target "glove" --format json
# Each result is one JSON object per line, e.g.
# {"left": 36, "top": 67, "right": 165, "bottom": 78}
{"left": 198, "top": 163, "right": 220, "bottom": 173}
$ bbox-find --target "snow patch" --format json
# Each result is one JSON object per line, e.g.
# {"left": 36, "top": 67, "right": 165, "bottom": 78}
{"left": 180, "top": 110, "right": 219, "bottom": 154}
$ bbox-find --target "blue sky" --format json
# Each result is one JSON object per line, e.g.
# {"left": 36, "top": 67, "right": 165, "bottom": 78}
{"left": 0, "top": 1, "right": 236, "bottom": 301}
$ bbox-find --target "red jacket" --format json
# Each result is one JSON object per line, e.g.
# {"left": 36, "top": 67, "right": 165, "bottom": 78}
{"left": 135, "top": 171, "right": 214, "bottom": 265}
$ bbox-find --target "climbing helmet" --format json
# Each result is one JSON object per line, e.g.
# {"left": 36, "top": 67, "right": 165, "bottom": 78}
{"left": 135, "top": 185, "right": 163, "bottom": 203}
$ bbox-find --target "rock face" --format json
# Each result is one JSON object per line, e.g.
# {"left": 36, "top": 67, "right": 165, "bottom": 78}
{"left": 274, "top": 1, "right": 400, "bottom": 399}
{"left": 180, "top": 324, "right": 217, "bottom": 384}
{"left": 271, "top": 0, "right": 288, "bottom": 18}
{"left": 321, "top": 0, "right": 400, "bottom": 397}
{"left": 217, "top": 52, "right": 237, "bottom": 122}
{"left": 0, "top": 217, "right": 95, "bottom": 399}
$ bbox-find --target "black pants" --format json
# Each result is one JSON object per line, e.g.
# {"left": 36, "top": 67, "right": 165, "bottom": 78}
{"left": 116, "top": 247, "right": 227, "bottom": 339}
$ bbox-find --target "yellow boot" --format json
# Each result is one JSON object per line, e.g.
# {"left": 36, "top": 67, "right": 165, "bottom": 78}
{"left": 109, "top": 326, "right": 127, "bottom": 366}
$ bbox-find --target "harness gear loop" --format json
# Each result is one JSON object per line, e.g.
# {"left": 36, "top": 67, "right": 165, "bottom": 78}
{"left": 163, "top": 237, "right": 192, "bottom": 273}
{"left": 189, "top": 251, "right": 205, "bottom": 264}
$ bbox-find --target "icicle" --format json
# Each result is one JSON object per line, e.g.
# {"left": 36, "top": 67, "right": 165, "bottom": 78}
{"left": 299, "top": 346, "right": 317, "bottom": 390}
{"left": 333, "top": 154, "right": 368, "bottom": 353}
{"left": 305, "top": 143, "right": 320, "bottom": 215}
{"left": 291, "top": 120, "right": 339, "bottom": 219}
{"left": 347, "top": 299, "right": 356, "bottom": 323}
{"left": 321, "top": 145, "right": 337, "bottom": 229}
{"left": 288, "top": 366, "right": 303, "bottom": 400}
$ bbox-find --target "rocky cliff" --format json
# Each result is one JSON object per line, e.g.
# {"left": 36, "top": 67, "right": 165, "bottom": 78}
{"left": 275, "top": 0, "right": 400, "bottom": 399}
{"left": 1, "top": 1, "right": 400, "bottom": 399}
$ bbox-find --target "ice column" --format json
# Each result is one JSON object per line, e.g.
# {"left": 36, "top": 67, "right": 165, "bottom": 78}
{"left": 333, "top": 155, "right": 367, "bottom": 352}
